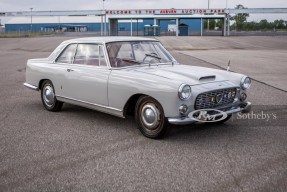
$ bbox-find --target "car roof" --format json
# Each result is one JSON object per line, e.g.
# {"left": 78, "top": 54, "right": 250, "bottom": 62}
{"left": 62, "top": 36, "right": 159, "bottom": 44}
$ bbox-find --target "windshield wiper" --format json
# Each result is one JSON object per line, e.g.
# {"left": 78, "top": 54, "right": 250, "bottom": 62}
{"left": 122, "top": 58, "right": 141, "bottom": 64}
{"left": 144, "top": 53, "right": 161, "bottom": 60}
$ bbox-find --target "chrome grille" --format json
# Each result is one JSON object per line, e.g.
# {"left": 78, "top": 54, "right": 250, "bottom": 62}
{"left": 195, "top": 88, "right": 237, "bottom": 110}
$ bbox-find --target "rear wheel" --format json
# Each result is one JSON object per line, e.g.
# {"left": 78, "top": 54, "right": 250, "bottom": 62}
{"left": 41, "top": 80, "right": 63, "bottom": 112}
{"left": 135, "top": 96, "right": 169, "bottom": 139}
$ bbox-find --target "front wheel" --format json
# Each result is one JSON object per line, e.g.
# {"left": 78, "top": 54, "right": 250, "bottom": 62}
{"left": 135, "top": 96, "right": 169, "bottom": 139}
{"left": 41, "top": 80, "right": 63, "bottom": 112}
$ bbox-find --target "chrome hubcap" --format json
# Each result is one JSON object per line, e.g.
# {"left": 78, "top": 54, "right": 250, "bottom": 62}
{"left": 141, "top": 104, "right": 160, "bottom": 130}
{"left": 43, "top": 85, "right": 55, "bottom": 107}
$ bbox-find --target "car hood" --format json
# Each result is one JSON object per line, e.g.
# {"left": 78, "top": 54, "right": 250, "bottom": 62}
{"left": 130, "top": 64, "right": 241, "bottom": 86}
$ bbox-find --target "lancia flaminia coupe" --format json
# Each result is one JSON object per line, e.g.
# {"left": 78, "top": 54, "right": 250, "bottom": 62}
{"left": 24, "top": 37, "right": 251, "bottom": 138}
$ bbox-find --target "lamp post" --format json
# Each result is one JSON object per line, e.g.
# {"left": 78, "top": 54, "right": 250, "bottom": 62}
{"left": 30, "top": 8, "right": 33, "bottom": 33}
{"left": 207, "top": 0, "right": 210, "bottom": 31}
{"left": 226, "top": 0, "right": 230, "bottom": 36}
{"left": 103, "top": 0, "right": 106, "bottom": 36}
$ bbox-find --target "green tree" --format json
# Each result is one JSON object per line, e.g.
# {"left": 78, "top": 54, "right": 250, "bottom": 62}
{"left": 209, "top": 19, "right": 216, "bottom": 30}
{"left": 204, "top": 19, "right": 216, "bottom": 30}
{"left": 259, "top": 19, "right": 269, "bottom": 30}
{"left": 231, "top": 4, "right": 249, "bottom": 31}
{"left": 245, "top": 21, "right": 257, "bottom": 31}
{"left": 215, "top": 19, "right": 224, "bottom": 30}
{"left": 274, "top": 19, "right": 285, "bottom": 29}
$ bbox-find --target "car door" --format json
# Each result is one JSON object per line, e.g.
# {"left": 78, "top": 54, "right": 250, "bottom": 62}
{"left": 57, "top": 43, "right": 110, "bottom": 106}
{"left": 53, "top": 43, "right": 78, "bottom": 97}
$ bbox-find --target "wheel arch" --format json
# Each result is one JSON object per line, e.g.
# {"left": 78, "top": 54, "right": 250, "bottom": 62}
{"left": 123, "top": 94, "right": 146, "bottom": 117}
{"left": 123, "top": 94, "right": 166, "bottom": 117}
{"left": 38, "top": 79, "right": 49, "bottom": 90}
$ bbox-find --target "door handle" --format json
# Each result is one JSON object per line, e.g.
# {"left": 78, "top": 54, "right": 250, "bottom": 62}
{"left": 67, "top": 69, "right": 74, "bottom": 72}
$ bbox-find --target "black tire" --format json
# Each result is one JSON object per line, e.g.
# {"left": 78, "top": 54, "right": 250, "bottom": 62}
{"left": 135, "top": 96, "right": 169, "bottom": 139}
{"left": 41, "top": 80, "right": 63, "bottom": 112}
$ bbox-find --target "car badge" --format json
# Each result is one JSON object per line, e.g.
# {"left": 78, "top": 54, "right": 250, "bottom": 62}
{"left": 216, "top": 94, "right": 223, "bottom": 103}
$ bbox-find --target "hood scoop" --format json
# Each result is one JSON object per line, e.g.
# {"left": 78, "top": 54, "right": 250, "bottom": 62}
{"left": 198, "top": 75, "right": 216, "bottom": 81}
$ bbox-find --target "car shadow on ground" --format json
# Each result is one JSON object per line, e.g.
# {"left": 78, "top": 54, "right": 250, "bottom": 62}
{"left": 24, "top": 101, "right": 251, "bottom": 142}
{"left": 61, "top": 103, "right": 240, "bottom": 141}
{"left": 168, "top": 122, "right": 234, "bottom": 139}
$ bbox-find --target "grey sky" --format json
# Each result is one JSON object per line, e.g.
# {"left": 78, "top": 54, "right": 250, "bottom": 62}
{"left": 1, "top": 0, "right": 287, "bottom": 23}
{"left": 1, "top": 0, "right": 287, "bottom": 11}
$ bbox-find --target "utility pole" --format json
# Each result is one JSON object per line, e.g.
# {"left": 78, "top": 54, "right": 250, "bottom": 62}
{"left": 103, "top": 0, "right": 106, "bottom": 36}
{"left": 225, "top": 0, "right": 230, "bottom": 36}
{"left": 30, "top": 8, "right": 33, "bottom": 33}
{"left": 207, "top": 0, "right": 210, "bottom": 31}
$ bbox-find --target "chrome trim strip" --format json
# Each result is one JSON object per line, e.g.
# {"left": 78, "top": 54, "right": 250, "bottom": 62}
{"left": 168, "top": 101, "right": 252, "bottom": 125}
{"left": 56, "top": 95, "right": 124, "bottom": 118}
{"left": 241, "top": 101, "right": 252, "bottom": 113}
{"left": 23, "top": 83, "right": 39, "bottom": 91}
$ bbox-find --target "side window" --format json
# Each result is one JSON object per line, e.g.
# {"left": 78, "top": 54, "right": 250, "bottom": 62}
{"left": 99, "top": 45, "right": 107, "bottom": 67}
{"left": 74, "top": 44, "right": 107, "bottom": 67}
{"left": 56, "top": 44, "right": 77, "bottom": 64}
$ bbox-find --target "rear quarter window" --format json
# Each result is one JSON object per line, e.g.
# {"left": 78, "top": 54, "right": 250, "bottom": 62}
{"left": 56, "top": 44, "right": 77, "bottom": 64}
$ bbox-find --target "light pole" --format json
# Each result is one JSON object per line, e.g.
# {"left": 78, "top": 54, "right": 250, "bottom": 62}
{"left": 207, "top": 0, "right": 210, "bottom": 31}
{"left": 30, "top": 8, "right": 33, "bottom": 33}
{"left": 103, "top": 0, "right": 106, "bottom": 36}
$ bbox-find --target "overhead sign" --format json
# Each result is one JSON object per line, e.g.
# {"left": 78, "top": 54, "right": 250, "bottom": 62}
{"left": 0, "top": 10, "right": 104, "bottom": 17}
{"left": 106, "top": 9, "right": 226, "bottom": 15}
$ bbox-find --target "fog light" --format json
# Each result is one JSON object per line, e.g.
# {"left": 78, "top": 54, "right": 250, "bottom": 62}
{"left": 179, "top": 104, "right": 188, "bottom": 114}
{"left": 240, "top": 92, "right": 247, "bottom": 101}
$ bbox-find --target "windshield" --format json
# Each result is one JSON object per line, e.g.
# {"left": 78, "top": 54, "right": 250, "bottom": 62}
{"left": 106, "top": 41, "right": 173, "bottom": 68}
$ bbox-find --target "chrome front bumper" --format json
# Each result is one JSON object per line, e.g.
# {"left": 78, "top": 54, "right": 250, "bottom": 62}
{"left": 23, "top": 83, "right": 39, "bottom": 91}
{"left": 168, "top": 101, "right": 252, "bottom": 125}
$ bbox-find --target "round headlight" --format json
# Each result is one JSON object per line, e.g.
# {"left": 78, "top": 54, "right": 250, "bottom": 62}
{"left": 240, "top": 76, "right": 251, "bottom": 90}
{"left": 178, "top": 84, "right": 191, "bottom": 100}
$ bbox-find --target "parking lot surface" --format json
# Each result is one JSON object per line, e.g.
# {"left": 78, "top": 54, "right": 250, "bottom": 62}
{"left": 0, "top": 36, "right": 286, "bottom": 191}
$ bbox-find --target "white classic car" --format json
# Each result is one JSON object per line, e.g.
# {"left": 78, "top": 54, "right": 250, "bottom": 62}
{"left": 24, "top": 37, "right": 251, "bottom": 138}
